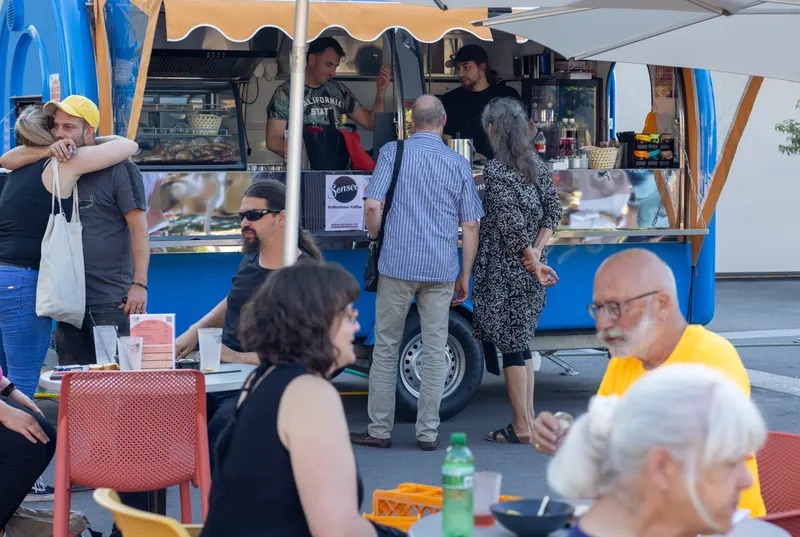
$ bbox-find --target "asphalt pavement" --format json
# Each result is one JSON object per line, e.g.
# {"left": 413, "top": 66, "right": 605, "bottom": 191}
{"left": 23, "top": 279, "right": 800, "bottom": 534}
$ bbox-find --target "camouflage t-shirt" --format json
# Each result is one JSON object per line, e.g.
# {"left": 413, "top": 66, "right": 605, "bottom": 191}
{"left": 266, "top": 80, "right": 362, "bottom": 126}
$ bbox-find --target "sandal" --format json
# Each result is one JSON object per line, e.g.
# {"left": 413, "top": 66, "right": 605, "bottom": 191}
{"left": 486, "top": 423, "right": 531, "bottom": 444}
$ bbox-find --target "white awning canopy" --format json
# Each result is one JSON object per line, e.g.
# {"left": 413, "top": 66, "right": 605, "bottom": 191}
{"left": 476, "top": 0, "right": 800, "bottom": 83}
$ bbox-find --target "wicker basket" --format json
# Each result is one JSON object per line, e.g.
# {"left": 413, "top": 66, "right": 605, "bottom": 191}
{"left": 585, "top": 146, "right": 620, "bottom": 169}
{"left": 187, "top": 113, "right": 223, "bottom": 135}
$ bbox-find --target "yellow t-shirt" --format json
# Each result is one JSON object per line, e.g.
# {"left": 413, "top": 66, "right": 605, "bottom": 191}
{"left": 597, "top": 324, "right": 766, "bottom": 517}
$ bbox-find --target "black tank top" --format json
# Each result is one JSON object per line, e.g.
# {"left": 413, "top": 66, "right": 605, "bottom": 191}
{"left": 0, "top": 159, "right": 72, "bottom": 270}
{"left": 201, "top": 362, "right": 364, "bottom": 537}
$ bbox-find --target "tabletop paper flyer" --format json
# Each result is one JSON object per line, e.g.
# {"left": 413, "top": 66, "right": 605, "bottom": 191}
{"left": 129, "top": 314, "right": 176, "bottom": 370}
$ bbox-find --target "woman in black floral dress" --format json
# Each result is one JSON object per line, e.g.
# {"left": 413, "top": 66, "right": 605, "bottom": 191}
{"left": 472, "top": 98, "right": 563, "bottom": 444}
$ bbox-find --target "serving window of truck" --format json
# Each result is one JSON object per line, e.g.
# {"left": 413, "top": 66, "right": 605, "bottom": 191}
{"left": 0, "top": 0, "right": 718, "bottom": 420}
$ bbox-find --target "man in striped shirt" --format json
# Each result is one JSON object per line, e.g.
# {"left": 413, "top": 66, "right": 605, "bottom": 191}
{"left": 351, "top": 95, "right": 484, "bottom": 451}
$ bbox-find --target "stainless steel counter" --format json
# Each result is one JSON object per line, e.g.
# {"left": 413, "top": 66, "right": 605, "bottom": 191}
{"left": 141, "top": 167, "right": 702, "bottom": 254}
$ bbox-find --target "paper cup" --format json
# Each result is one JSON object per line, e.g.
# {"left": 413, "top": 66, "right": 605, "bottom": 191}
{"left": 198, "top": 328, "right": 223, "bottom": 372}
{"left": 93, "top": 325, "right": 118, "bottom": 365}
{"left": 118, "top": 336, "right": 143, "bottom": 370}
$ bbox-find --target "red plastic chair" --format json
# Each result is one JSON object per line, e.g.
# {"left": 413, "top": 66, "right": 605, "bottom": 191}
{"left": 757, "top": 431, "right": 800, "bottom": 536}
{"left": 53, "top": 370, "right": 212, "bottom": 537}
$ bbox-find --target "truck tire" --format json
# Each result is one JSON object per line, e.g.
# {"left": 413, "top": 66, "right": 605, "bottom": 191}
{"left": 395, "top": 310, "right": 484, "bottom": 423}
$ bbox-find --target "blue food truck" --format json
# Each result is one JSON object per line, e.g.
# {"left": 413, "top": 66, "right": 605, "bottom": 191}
{"left": 0, "top": 0, "right": 720, "bottom": 420}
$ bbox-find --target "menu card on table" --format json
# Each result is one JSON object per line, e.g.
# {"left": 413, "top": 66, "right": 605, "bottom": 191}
{"left": 130, "top": 314, "right": 176, "bottom": 370}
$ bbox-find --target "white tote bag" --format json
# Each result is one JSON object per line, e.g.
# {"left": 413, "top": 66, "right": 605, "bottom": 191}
{"left": 35, "top": 161, "right": 86, "bottom": 328}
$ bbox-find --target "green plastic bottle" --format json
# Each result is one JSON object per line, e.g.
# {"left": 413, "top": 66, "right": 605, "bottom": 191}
{"left": 442, "top": 432, "right": 474, "bottom": 537}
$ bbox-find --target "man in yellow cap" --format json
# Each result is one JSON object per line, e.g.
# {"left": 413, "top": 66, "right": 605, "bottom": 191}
{"left": 8, "top": 95, "right": 150, "bottom": 364}
{"left": 43, "top": 95, "right": 100, "bottom": 131}
{"left": 46, "top": 95, "right": 149, "bottom": 360}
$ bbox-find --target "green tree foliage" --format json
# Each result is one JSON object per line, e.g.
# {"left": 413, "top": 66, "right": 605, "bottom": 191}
{"left": 776, "top": 99, "right": 800, "bottom": 156}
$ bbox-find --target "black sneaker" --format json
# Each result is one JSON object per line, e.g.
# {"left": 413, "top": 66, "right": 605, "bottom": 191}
{"left": 24, "top": 478, "right": 55, "bottom": 502}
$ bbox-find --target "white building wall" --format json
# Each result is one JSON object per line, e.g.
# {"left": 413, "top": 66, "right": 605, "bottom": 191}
{"left": 711, "top": 74, "right": 800, "bottom": 275}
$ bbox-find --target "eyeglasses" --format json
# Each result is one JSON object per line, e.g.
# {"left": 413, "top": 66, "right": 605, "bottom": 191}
{"left": 238, "top": 209, "right": 282, "bottom": 222}
{"left": 587, "top": 290, "right": 660, "bottom": 321}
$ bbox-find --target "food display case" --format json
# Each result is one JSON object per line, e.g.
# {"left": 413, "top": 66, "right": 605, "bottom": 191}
{"left": 133, "top": 81, "right": 245, "bottom": 169}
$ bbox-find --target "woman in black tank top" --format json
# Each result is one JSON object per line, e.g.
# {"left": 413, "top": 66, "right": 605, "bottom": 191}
{"left": 201, "top": 260, "right": 404, "bottom": 537}
{"left": 0, "top": 104, "right": 137, "bottom": 399}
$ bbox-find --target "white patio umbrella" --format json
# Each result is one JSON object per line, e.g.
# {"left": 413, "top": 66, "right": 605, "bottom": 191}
{"left": 475, "top": 0, "right": 800, "bottom": 83}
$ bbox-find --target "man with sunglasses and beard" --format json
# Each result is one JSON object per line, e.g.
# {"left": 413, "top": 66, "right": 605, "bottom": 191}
{"left": 530, "top": 248, "right": 766, "bottom": 518}
{"left": 174, "top": 179, "right": 321, "bottom": 465}
{"left": 175, "top": 179, "right": 321, "bottom": 365}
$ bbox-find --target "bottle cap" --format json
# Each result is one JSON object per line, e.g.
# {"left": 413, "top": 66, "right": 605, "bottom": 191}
{"left": 450, "top": 432, "right": 467, "bottom": 445}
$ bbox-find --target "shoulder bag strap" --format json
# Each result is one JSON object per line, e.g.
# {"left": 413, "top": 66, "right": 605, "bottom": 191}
{"left": 50, "top": 159, "right": 64, "bottom": 216}
{"left": 71, "top": 182, "right": 80, "bottom": 224}
{"left": 51, "top": 160, "right": 81, "bottom": 223}
{"left": 376, "top": 140, "right": 404, "bottom": 245}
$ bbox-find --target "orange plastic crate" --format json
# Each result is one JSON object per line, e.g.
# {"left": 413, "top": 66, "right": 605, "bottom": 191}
{"left": 372, "top": 482, "right": 520, "bottom": 517}
{"left": 363, "top": 513, "right": 421, "bottom": 531}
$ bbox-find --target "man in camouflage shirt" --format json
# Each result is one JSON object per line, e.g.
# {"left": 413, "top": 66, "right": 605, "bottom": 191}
{"left": 265, "top": 36, "right": 390, "bottom": 158}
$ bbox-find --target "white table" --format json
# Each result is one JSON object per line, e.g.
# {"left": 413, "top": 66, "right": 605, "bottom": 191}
{"left": 408, "top": 512, "right": 790, "bottom": 537}
{"left": 38, "top": 362, "right": 257, "bottom": 394}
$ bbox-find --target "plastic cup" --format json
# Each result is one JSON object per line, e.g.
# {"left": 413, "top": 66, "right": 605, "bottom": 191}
{"left": 93, "top": 325, "right": 118, "bottom": 366}
{"left": 118, "top": 336, "right": 143, "bottom": 370}
{"left": 473, "top": 471, "right": 502, "bottom": 526}
{"left": 198, "top": 328, "right": 223, "bottom": 372}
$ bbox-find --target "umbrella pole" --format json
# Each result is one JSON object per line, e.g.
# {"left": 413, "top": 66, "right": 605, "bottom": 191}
{"left": 282, "top": 0, "right": 310, "bottom": 267}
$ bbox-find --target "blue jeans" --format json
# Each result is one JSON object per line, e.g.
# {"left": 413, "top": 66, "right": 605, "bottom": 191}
{"left": 0, "top": 265, "right": 52, "bottom": 398}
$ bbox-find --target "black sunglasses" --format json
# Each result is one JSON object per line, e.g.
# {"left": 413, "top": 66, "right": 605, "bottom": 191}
{"left": 238, "top": 209, "right": 282, "bottom": 222}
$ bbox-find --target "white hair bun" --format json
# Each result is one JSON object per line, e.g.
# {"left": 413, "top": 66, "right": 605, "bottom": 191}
{"left": 587, "top": 395, "right": 620, "bottom": 439}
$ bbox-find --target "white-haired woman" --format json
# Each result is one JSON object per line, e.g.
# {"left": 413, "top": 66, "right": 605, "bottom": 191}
{"left": 472, "top": 97, "right": 563, "bottom": 444}
{"left": 548, "top": 363, "right": 767, "bottom": 537}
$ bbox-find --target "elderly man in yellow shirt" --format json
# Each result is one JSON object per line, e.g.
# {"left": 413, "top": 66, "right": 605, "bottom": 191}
{"left": 532, "top": 248, "right": 766, "bottom": 517}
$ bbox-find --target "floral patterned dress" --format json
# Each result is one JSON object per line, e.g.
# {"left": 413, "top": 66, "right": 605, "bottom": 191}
{"left": 472, "top": 159, "right": 563, "bottom": 353}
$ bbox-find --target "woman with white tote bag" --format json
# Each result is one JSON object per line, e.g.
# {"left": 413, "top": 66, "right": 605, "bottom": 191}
{"left": 0, "top": 105, "right": 138, "bottom": 501}
{"left": 0, "top": 105, "right": 138, "bottom": 397}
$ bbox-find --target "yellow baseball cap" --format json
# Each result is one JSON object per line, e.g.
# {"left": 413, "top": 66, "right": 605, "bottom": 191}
{"left": 44, "top": 95, "right": 100, "bottom": 129}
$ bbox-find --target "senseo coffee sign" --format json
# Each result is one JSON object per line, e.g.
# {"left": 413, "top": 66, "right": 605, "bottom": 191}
{"left": 325, "top": 174, "right": 368, "bottom": 232}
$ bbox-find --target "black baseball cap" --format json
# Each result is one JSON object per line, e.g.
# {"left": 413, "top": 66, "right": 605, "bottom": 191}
{"left": 445, "top": 44, "right": 489, "bottom": 68}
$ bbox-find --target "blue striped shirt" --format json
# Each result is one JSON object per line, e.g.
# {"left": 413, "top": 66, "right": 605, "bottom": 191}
{"left": 367, "top": 132, "right": 484, "bottom": 283}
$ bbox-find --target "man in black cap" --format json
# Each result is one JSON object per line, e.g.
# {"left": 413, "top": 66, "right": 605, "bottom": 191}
{"left": 440, "top": 44, "right": 521, "bottom": 161}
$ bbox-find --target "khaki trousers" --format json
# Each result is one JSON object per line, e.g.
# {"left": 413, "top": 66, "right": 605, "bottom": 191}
{"left": 367, "top": 275, "right": 454, "bottom": 443}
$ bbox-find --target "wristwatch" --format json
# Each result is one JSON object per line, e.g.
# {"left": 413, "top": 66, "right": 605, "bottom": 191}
{"left": 1, "top": 381, "right": 17, "bottom": 397}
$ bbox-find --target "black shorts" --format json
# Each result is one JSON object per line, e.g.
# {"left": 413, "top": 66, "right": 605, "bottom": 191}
{"left": 54, "top": 302, "right": 130, "bottom": 366}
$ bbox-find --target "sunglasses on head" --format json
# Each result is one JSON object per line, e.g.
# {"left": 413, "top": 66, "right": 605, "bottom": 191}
{"left": 238, "top": 208, "right": 282, "bottom": 222}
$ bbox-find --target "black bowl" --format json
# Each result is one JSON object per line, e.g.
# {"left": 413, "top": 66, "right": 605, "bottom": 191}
{"left": 491, "top": 499, "right": 575, "bottom": 537}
